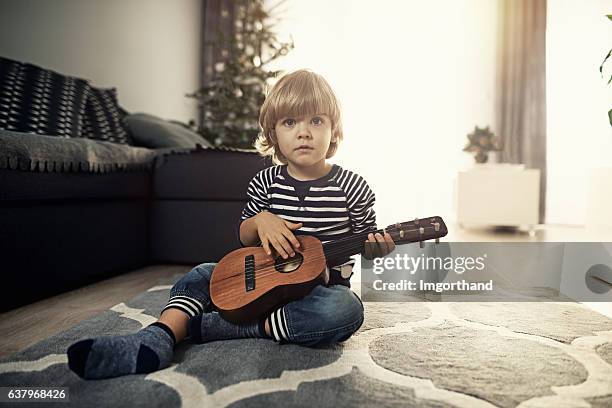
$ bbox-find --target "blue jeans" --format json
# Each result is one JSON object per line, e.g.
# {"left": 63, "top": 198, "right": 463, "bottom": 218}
{"left": 165, "top": 262, "right": 364, "bottom": 347}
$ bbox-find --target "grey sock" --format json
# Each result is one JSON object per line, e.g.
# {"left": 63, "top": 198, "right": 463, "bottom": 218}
{"left": 188, "top": 312, "right": 268, "bottom": 343}
{"left": 67, "top": 322, "right": 175, "bottom": 380}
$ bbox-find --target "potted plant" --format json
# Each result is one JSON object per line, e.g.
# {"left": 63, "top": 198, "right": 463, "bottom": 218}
{"left": 462, "top": 125, "right": 503, "bottom": 164}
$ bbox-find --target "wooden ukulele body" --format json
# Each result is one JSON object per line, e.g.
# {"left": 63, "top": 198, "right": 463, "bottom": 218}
{"left": 210, "top": 235, "right": 328, "bottom": 323}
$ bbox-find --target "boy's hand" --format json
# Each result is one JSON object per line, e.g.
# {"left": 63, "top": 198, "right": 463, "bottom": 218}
{"left": 363, "top": 232, "right": 395, "bottom": 260}
{"left": 254, "top": 211, "right": 302, "bottom": 259}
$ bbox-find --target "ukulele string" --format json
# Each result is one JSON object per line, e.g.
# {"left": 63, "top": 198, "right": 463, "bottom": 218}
{"left": 249, "top": 224, "right": 441, "bottom": 279}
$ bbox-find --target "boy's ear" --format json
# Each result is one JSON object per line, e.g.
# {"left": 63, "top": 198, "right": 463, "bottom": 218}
{"left": 331, "top": 129, "right": 338, "bottom": 142}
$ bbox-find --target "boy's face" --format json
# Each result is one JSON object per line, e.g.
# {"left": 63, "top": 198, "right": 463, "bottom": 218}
{"left": 274, "top": 113, "right": 336, "bottom": 167}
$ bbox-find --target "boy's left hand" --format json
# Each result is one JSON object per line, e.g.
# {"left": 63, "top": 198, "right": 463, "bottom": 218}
{"left": 363, "top": 232, "right": 396, "bottom": 259}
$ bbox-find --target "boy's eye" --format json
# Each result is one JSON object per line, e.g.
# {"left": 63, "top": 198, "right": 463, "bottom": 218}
{"left": 311, "top": 116, "right": 324, "bottom": 125}
{"left": 283, "top": 119, "right": 295, "bottom": 127}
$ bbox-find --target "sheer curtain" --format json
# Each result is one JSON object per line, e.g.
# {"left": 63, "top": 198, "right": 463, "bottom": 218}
{"left": 546, "top": 0, "right": 612, "bottom": 226}
{"left": 265, "top": 0, "right": 500, "bottom": 228}
{"left": 496, "top": 0, "right": 548, "bottom": 223}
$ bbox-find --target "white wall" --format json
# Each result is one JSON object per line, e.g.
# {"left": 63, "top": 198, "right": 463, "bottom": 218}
{"left": 546, "top": 0, "right": 612, "bottom": 225}
{"left": 0, "top": 0, "right": 201, "bottom": 123}
{"left": 267, "top": 0, "right": 499, "bottom": 228}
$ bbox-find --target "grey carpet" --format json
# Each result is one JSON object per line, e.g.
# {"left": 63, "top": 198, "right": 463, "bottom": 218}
{"left": 1, "top": 275, "right": 611, "bottom": 408}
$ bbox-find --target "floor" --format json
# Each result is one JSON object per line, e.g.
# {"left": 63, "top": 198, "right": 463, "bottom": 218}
{"left": 0, "top": 264, "right": 192, "bottom": 359}
{"left": 1, "top": 223, "right": 611, "bottom": 360}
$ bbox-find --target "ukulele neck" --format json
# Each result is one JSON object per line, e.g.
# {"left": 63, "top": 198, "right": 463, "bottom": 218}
{"left": 321, "top": 216, "right": 447, "bottom": 262}
{"left": 322, "top": 228, "right": 384, "bottom": 261}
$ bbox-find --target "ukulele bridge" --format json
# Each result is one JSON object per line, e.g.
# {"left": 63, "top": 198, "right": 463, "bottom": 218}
{"left": 245, "top": 254, "right": 255, "bottom": 292}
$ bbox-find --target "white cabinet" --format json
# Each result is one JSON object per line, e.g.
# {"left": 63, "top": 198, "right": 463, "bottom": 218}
{"left": 456, "top": 164, "right": 540, "bottom": 230}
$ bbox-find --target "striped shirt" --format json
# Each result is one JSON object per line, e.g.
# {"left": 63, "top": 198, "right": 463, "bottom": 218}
{"left": 238, "top": 164, "right": 377, "bottom": 286}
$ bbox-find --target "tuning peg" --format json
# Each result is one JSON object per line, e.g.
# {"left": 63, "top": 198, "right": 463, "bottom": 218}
{"left": 414, "top": 217, "right": 420, "bottom": 226}
{"left": 433, "top": 222, "right": 440, "bottom": 244}
{"left": 419, "top": 227, "right": 424, "bottom": 234}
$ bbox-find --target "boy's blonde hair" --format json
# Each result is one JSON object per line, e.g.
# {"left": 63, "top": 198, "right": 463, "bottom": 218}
{"left": 255, "top": 69, "right": 343, "bottom": 164}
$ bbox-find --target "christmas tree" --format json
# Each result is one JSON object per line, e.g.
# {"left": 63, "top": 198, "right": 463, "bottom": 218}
{"left": 187, "top": 0, "right": 293, "bottom": 148}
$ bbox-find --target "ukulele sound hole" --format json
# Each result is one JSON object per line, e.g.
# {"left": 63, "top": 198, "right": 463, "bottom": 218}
{"left": 274, "top": 252, "right": 304, "bottom": 273}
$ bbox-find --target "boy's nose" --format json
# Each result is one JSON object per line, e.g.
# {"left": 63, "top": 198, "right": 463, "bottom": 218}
{"left": 296, "top": 123, "right": 311, "bottom": 139}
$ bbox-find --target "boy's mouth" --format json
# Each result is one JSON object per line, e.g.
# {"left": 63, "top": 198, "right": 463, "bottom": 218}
{"left": 295, "top": 146, "right": 314, "bottom": 151}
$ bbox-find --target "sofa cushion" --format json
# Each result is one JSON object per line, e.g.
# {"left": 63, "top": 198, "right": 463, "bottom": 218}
{"left": 0, "top": 56, "right": 90, "bottom": 137}
{"left": 82, "top": 87, "right": 131, "bottom": 144}
{"left": 151, "top": 200, "right": 246, "bottom": 263}
{"left": 124, "top": 113, "right": 212, "bottom": 149}
{"left": 0, "top": 129, "right": 157, "bottom": 174}
{"left": 154, "top": 147, "right": 271, "bottom": 201}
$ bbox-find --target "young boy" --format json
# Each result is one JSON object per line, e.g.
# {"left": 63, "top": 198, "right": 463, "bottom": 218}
{"left": 66, "top": 69, "right": 395, "bottom": 380}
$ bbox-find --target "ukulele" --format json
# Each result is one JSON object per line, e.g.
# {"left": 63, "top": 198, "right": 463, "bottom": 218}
{"left": 210, "top": 216, "right": 448, "bottom": 323}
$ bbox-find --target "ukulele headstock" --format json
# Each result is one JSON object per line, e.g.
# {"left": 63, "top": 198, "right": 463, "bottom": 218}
{"left": 385, "top": 216, "right": 448, "bottom": 248}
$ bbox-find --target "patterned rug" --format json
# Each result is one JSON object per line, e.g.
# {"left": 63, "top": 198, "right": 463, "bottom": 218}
{"left": 1, "top": 275, "right": 612, "bottom": 408}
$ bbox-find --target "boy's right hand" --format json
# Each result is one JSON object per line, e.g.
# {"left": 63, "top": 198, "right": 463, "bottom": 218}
{"left": 254, "top": 211, "right": 302, "bottom": 259}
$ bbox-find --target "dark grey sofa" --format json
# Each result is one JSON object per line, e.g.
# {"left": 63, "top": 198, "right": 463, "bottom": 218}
{"left": 0, "top": 55, "right": 273, "bottom": 312}
{"left": 0, "top": 140, "right": 271, "bottom": 312}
